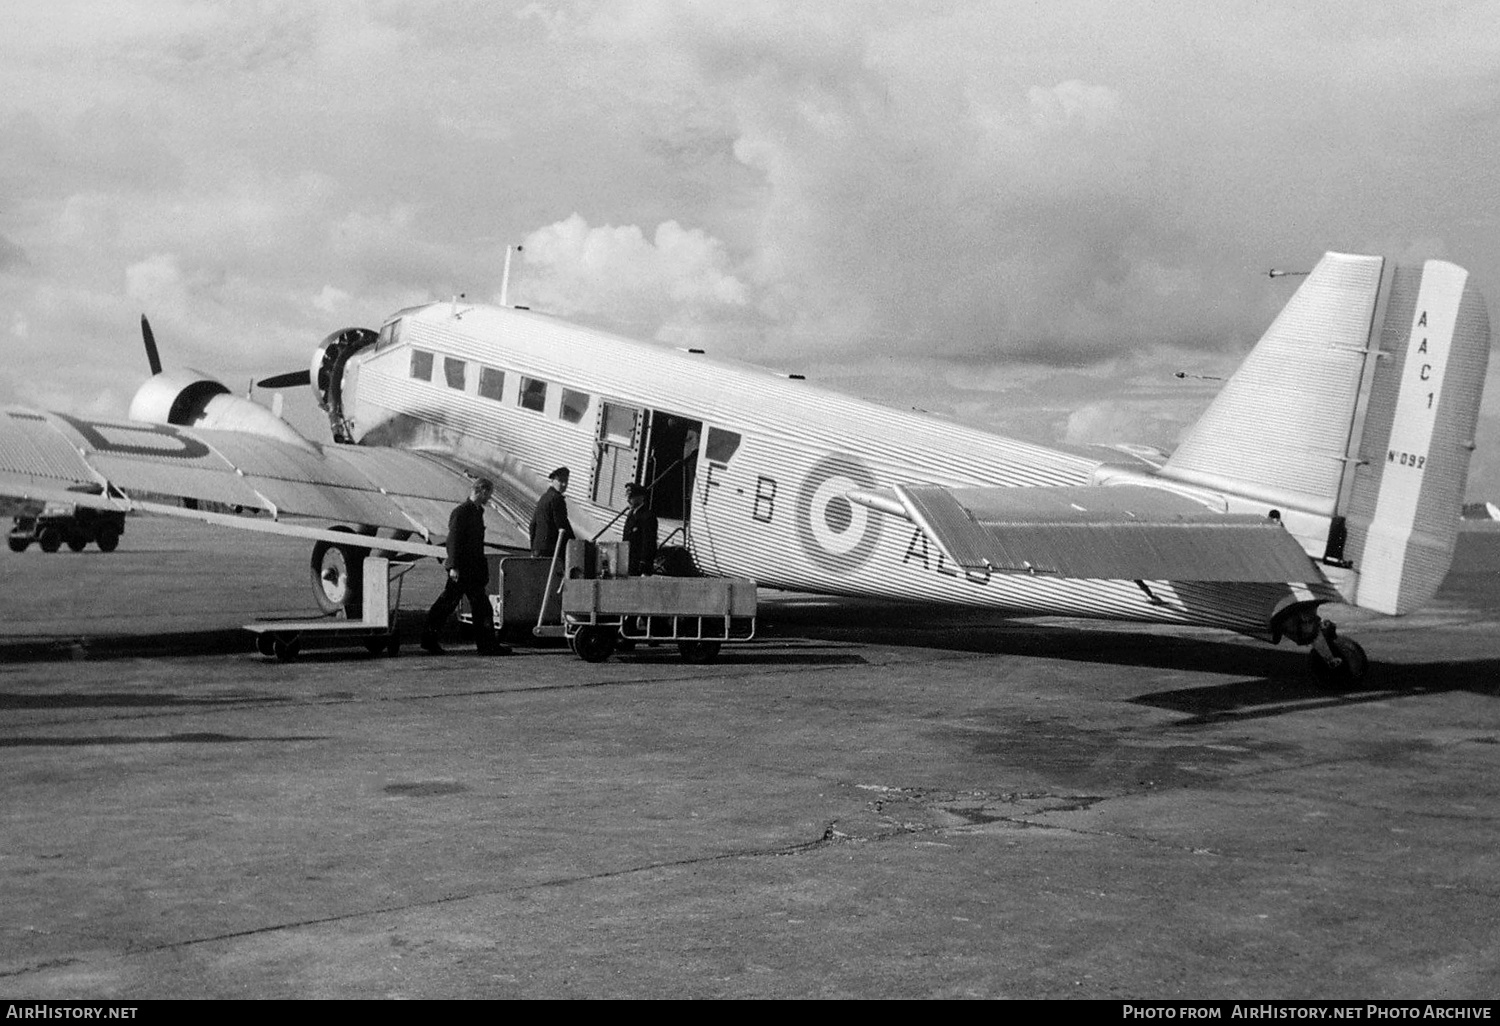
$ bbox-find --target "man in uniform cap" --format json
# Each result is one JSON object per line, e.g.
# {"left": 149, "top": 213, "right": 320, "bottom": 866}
{"left": 530, "top": 467, "right": 576, "bottom": 560}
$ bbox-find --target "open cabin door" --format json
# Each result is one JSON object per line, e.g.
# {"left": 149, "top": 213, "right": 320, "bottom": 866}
{"left": 641, "top": 412, "right": 703, "bottom": 525}
{"left": 592, "top": 401, "right": 642, "bottom": 510}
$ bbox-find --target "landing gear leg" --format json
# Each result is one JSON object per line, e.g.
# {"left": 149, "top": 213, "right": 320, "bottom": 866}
{"left": 1307, "top": 619, "right": 1368, "bottom": 691}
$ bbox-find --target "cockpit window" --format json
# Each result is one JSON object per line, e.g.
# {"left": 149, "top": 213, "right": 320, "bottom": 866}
{"left": 410, "top": 349, "right": 433, "bottom": 381}
{"left": 377, "top": 319, "right": 402, "bottom": 351}
{"left": 444, "top": 357, "right": 466, "bottom": 390}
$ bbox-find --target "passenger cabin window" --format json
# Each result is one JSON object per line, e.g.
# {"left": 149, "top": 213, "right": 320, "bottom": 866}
{"left": 478, "top": 366, "right": 505, "bottom": 401}
{"left": 444, "top": 357, "right": 466, "bottom": 390}
{"left": 559, "top": 388, "right": 590, "bottom": 424}
{"left": 410, "top": 349, "right": 433, "bottom": 381}
{"left": 518, "top": 376, "right": 548, "bottom": 413}
{"left": 705, "top": 428, "right": 742, "bottom": 464}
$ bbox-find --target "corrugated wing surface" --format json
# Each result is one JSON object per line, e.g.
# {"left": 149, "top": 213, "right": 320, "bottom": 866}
{"left": 0, "top": 408, "right": 482, "bottom": 540}
{"left": 0, "top": 409, "right": 100, "bottom": 484}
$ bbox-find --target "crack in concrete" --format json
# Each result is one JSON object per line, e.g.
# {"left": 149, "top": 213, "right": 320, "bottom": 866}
{"left": 0, "top": 823, "right": 861, "bottom": 978}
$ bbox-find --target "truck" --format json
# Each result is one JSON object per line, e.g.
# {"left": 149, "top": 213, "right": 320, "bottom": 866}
{"left": 8, "top": 488, "right": 126, "bottom": 554}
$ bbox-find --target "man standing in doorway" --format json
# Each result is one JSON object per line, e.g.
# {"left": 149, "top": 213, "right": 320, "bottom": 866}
{"left": 422, "top": 478, "right": 510, "bottom": 656}
{"left": 530, "top": 466, "right": 575, "bottom": 560}
{"left": 622, "top": 483, "right": 657, "bottom": 576}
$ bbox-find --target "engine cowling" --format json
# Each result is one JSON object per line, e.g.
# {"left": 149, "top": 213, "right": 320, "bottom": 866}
{"left": 310, "top": 327, "right": 377, "bottom": 442}
{"left": 128, "top": 370, "right": 318, "bottom": 451}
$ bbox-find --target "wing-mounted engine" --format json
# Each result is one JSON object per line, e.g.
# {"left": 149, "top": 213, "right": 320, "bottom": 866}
{"left": 310, "top": 327, "right": 377, "bottom": 443}
{"left": 128, "top": 369, "right": 318, "bottom": 452}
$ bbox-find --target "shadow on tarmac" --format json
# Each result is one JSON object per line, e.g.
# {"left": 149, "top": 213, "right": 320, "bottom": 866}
{"left": 0, "top": 731, "right": 331, "bottom": 748}
{"left": 0, "top": 690, "right": 289, "bottom": 710}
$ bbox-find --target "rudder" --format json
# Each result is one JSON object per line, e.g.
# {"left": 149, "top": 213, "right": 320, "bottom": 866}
{"left": 1344, "top": 260, "right": 1491, "bottom": 614}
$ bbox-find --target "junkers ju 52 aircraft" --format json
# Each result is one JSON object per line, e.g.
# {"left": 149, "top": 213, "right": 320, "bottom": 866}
{"left": 0, "top": 251, "right": 1489, "bottom": 686}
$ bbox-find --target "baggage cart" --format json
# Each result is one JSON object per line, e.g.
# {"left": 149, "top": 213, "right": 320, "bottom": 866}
{"left": 560, "top": 576, "right": 757, "bottom": 663}
{"left": 244, "top": 556, "right": 412, "bottom": 661}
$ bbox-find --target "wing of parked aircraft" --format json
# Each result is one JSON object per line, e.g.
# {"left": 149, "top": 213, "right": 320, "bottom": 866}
{"left": 0, "top": 406, "right": 531, "bottom": 557}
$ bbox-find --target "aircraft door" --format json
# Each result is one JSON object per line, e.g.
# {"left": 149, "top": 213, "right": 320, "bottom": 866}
{"left": 641, "top": 412, "right": 703, "bottom": 524}
{"left": 592, "top": 401, "right": 642, "bottom": 509}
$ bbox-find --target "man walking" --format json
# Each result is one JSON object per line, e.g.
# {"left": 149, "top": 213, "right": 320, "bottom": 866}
{"left": 422, "top": 477, "right": 511, "bottom": 655}
{"left": 529, "top": 466, "right": 575, "bottom": 560}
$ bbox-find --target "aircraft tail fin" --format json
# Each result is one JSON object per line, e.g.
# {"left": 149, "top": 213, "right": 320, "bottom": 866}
{"left": 1341, "top": 260, "right": 1490, "bottom": 614}
{"left": 1159, "top": 253, "right": 1491, "bottom": 616}
{"left": 1161, "top": 252, "right": 1385, "bottom": 513}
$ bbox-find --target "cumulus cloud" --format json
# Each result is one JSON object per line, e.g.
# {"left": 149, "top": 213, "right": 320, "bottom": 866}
{"left": 516, "top": 213, "right": 748, "bottom": 330}
{"left": 0, "top": 0, "right": 1497, "bottom": 495}
{"left": 0, "top": 234, "right": 27, "bottom": 272}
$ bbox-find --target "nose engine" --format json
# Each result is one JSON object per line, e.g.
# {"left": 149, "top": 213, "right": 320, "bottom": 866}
{"left": 310, "top": 327, "right": 377, "bottom": 443}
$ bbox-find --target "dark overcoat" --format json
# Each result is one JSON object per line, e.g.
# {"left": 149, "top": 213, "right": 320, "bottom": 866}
{"left": 622, "top": 507, "right": 658, "bottom": 575}
{"left": 445, "top": 498, "right": 489, "bottom": 586}
{"left": 529, "top": 487, "right": 574, "bottom": 558}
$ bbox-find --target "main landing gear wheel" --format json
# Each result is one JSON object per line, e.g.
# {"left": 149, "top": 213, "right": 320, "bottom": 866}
{"left": 310, "top": 527, "right": 366, "bottom": 618}
{"left": 1308, "top": 623, "right": 1368, "bottom": 691}
{"left": 572, "top": 626, "right": 616, "bottom": 663}
{"left": 677, "top": 640, "right": 721, "bottom": 664}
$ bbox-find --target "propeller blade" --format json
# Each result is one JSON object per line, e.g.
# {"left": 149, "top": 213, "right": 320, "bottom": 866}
{"left": 256, "top": 370, "right": 312, "bottom": 389}
{"left": 140, "top": 315, "right": 162, "bottom": 376}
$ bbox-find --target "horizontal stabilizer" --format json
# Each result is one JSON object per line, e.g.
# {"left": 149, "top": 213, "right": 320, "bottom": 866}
{"left": 853, "top": 483, "right": 1322, "bottom": 582}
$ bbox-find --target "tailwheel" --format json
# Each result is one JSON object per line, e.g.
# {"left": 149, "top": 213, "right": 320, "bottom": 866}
{"left": 1308, "top": 622, "right": 1368, "bottom": 691}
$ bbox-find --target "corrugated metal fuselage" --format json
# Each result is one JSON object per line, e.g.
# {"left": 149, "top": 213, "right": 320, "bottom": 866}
{"left": 341, "top": 303, "right": 1323, "bottom": 637}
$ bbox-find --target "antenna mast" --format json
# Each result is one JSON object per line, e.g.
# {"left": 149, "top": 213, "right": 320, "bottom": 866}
{"left": 500, "top": 244, "right": 523, "bottom": 307}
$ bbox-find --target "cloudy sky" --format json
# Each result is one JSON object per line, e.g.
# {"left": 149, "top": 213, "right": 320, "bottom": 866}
{"left": 3, "top": 0, "right": 1499, "bottom": 497}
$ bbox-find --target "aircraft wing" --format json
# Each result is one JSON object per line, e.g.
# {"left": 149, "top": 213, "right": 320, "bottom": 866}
{"left": 0, "top": 406, "right": 531, "bottom": 555}
{"left": 849, "top": 482, "right": 1322, "bottom": 582}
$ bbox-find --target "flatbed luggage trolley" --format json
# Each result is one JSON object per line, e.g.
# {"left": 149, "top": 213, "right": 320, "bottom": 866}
{"left": 560, "top": 576, "right": 757, "bottom": 664}
{"left": 245, "top": 556, "right": 413, "bottom": 661}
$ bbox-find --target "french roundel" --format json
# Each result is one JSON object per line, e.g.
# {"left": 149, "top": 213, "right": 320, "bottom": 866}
{"left": 795, "top": 452, "right": 882, "bottom": 573}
